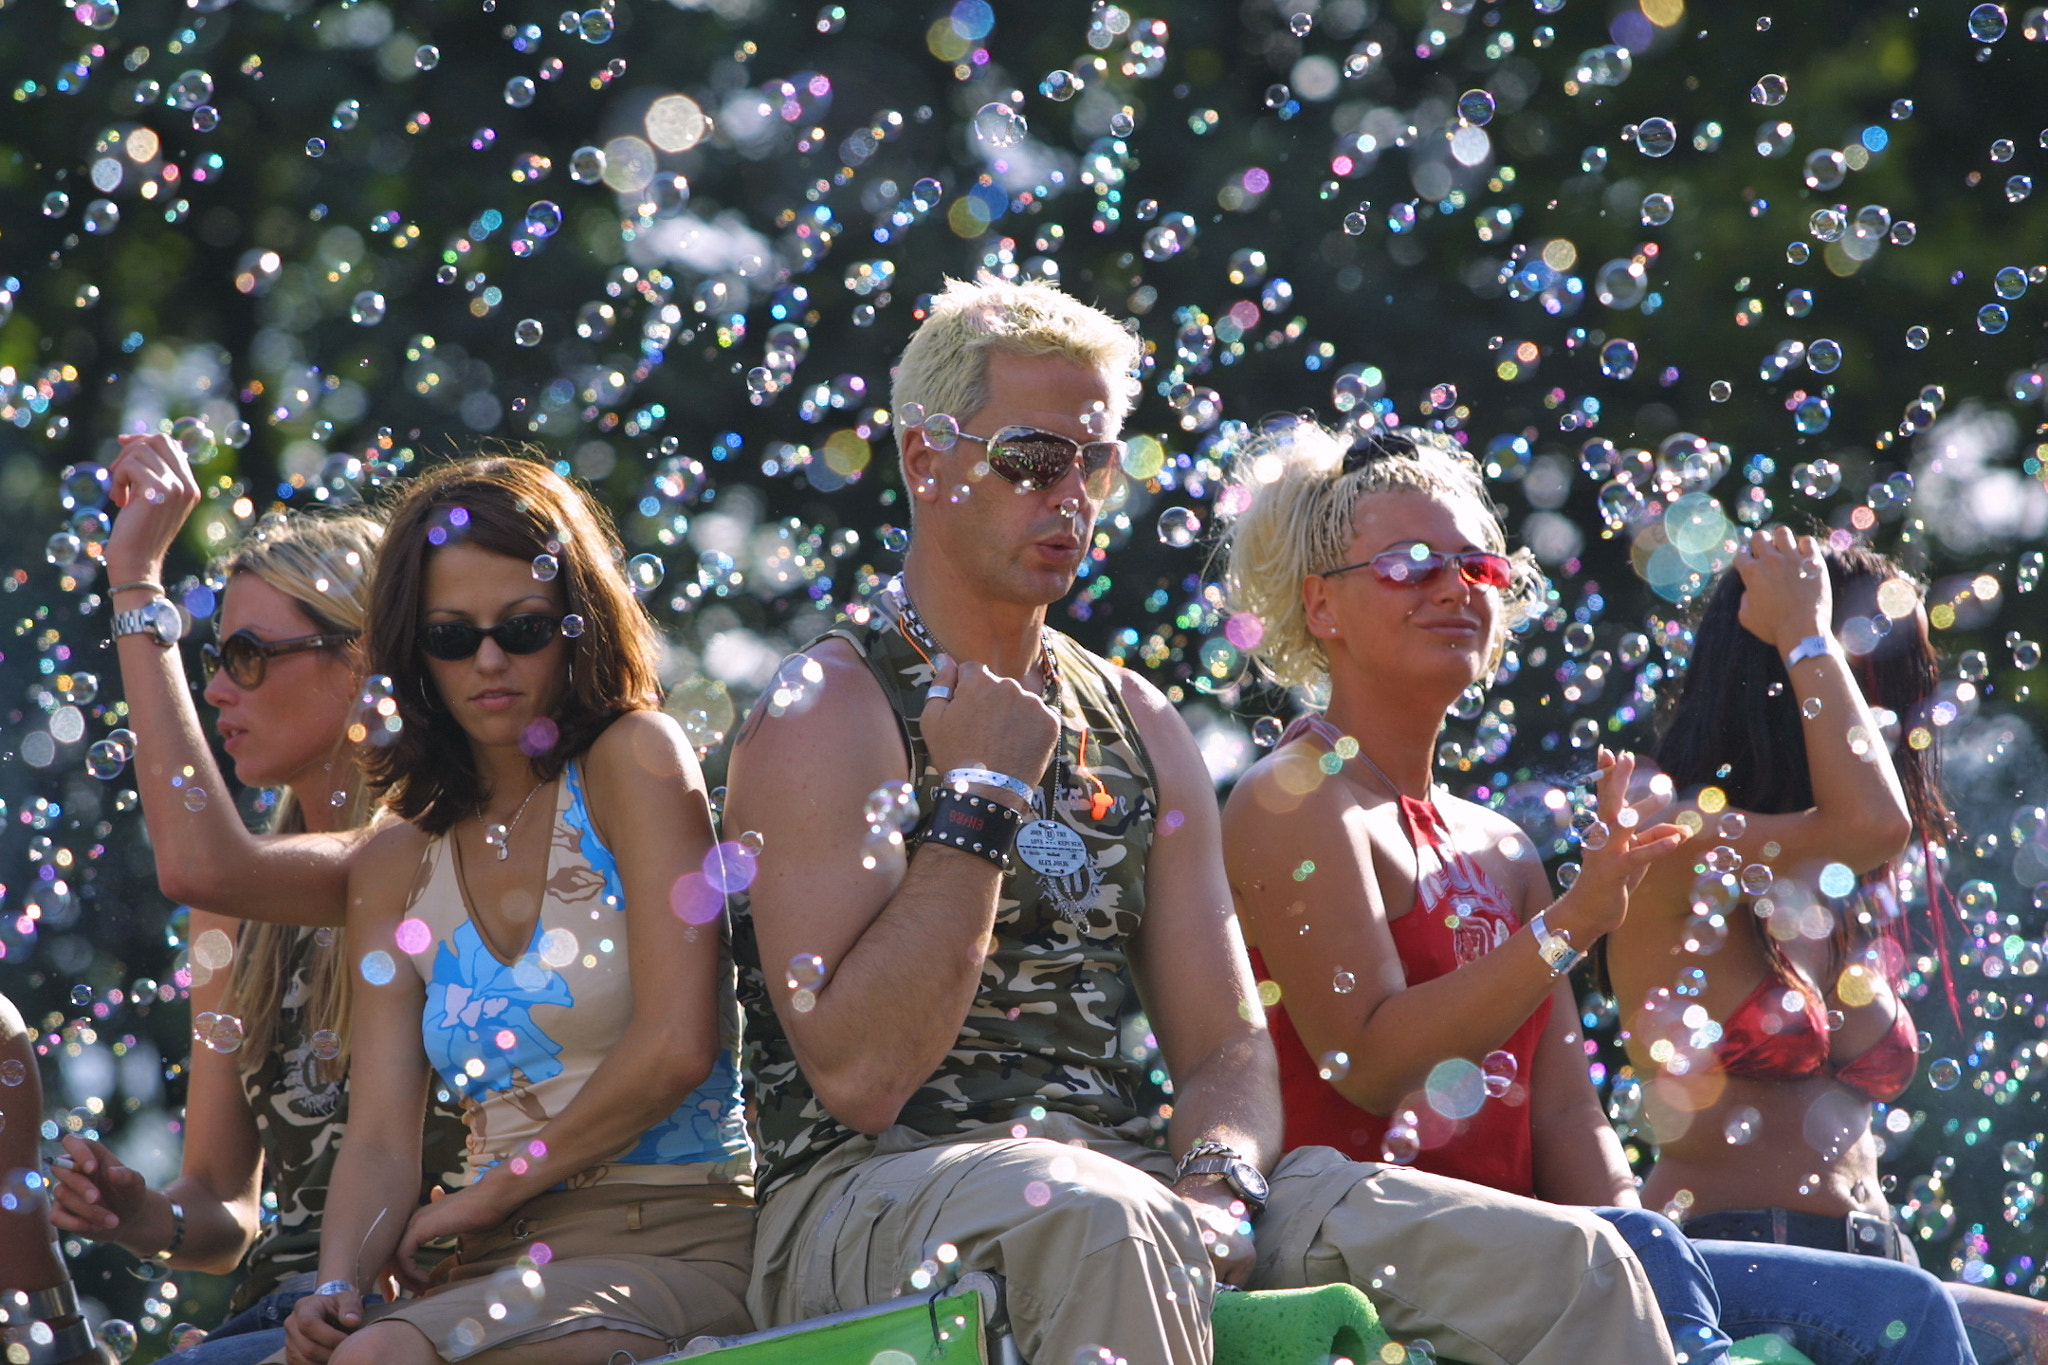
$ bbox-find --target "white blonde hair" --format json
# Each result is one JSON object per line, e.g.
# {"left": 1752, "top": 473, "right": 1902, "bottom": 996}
{"left": 890, "top": 275, "right": 1141, "bottom": 459}
{"left": 1216, "top": 423, "right": 1548, "bottom": 693}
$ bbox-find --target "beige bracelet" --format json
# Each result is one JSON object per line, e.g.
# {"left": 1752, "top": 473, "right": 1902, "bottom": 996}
{"left": 109, "top": 579, "right": 166, "bottom": 597}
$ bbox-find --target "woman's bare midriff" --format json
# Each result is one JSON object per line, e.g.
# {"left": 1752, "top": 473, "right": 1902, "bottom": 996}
{"left": 1637, "top": 1071, "right": 1890, "bottom": 1222}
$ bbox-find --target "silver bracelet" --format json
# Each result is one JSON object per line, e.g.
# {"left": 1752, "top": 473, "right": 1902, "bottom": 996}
{"left": 944, "top": 766, "right": 1038, "bottom": 808}
{"left": 151, "top": 1198, "right": 187, "bottom": 1262}
{"left": 1529, "top": 911, "right": 1583, "bottom": 976}
{"left": 314, "top": 1280, "right": 356, "bottom": 1298}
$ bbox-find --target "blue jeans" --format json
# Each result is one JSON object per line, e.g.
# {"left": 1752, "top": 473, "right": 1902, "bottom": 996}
{"left": 161, "top": 1288, "right": 305, "bottom": 1365}
{"left": 1596, "top": 1208, "right": 1732, "bottom": 1365}
{"left": 166, "top": 1290, "right": 387, "bottom": 1365}
{"left": 1700, "top": 1240, "right": 1978, "bottom": 1365}
{"left": 1597, "top": 1209, "right": 1979, "bottom": 1365}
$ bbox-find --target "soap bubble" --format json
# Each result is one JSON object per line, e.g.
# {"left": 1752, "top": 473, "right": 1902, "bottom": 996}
{"left": 1640, "top": 193, "right": 1674, "bottom": 226}
{"left": 973, "top": 102, "right": 1027, "bottom": 149}
{"left": 532, "top": 553, "right": 559, "bottom": 581}
{"left": 310, "top": 1029, "right": 342, "bottom": 1060}
{"left": 1929, "top": 1057, "right": 1962, "bottom": 1090}
{"left": 1040, "top": 70, "right": 1083, "bottom": 102}
{"left": 1969, "top": 3, "right": 2009, "bottom": 41}
{"left": 350, "top": 291, "right": 386, "bottom": 326}
{"left": 505, "top": 76, "right": 537, "bottom": 107}
{"left": 1157, "top": 507, "right": 1202, "bottom": 547}
{"left": 1481, "top": 1050, "right": 1518, "bottom": 1097}
{"left": 523, "top": 201, "right": 564, "bottom": 238}
{"left": 515, "top": 318, "right": 545, "bottom": 346}
{"left": 98, "top": 1321, "right": 139, "bottom": 1361}
{"left": 1634, "top": 118, "right": 1678, "bottom": 157}
{"left": 1750, "top": 74, "right": 1789, "bottom": 105}
{"left": 1457, "top": 90, "right": 1496, "bottom": 126}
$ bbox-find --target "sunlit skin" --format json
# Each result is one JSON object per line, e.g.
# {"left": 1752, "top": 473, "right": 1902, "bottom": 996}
{"left": 897, "top": 349, "right": 1118, "bottom": 681}
{"left": 420, "top": 541, "right": 571, "bottom": 768}
{"left": 1607, "top": 532, "right": 1919, "bottom": 1224}
{"left": 204, "top": 572, "right": 361, "bottom": 834}
{"left": 1225, "top": 485, "right": 1680, "bottom": 1205}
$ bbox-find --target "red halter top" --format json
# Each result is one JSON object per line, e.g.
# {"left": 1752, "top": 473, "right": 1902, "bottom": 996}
{"left": 1251, "top": 717, "right": 1548, "bottom": 1196}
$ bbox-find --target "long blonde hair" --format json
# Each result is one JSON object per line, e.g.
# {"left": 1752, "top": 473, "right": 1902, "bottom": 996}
{"left": 1216, "top": 423, "right": 1548, "bottom": 694}
{"left": 212, "top": 513, "right": 382, "bottom": 1084}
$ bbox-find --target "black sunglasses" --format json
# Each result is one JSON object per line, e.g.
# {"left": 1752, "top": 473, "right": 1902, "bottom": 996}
{"left": 419, "top": 613, "right": 564, "bottom": 662}
{"left": 201, "top": 629, "right": 359, "bottom": 689}
{"left": 957, "top": 426, "right": 1125, "bottom": 500}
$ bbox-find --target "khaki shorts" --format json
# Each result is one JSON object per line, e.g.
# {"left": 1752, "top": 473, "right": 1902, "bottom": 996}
{"left": 367, "top": 1183, "right": 754, "bottom": 1360}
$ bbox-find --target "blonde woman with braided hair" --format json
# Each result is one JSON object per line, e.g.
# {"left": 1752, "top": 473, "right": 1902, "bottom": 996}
{"left": 50, "top": 434, "right": 463, "bottom": 1365}
{"left": 1218, "top": 420, "right": 1977, "bottom": 1365}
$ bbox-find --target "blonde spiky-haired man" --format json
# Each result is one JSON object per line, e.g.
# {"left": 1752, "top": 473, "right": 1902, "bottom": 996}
{"left": 724, "top": 278, "right": 1676, "bottom": 1365}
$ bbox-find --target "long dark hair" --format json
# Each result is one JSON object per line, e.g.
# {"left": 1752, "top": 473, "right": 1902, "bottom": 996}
{"left": 363, "top": 455, "right": 662, "bottom": 833}
{"left": 1655, "top": 544, "right": 1956, "bottom": 989}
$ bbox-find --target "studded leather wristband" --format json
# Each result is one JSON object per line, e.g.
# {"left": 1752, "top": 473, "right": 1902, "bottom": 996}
{"left": 917, "top": 791, "right": 1023, "bottom": 871}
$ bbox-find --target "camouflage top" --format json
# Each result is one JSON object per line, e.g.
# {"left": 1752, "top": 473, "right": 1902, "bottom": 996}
{"left": 732, "top": 615, "right": 1160, "bottom": 1196}
{"left": 233, "top": 927, "right": 469, "bottom": 1310}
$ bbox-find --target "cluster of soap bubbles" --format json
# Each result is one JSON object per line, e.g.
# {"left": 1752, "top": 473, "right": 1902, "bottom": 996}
{"left": 2, "top": 0, "right": 2046, "bottom": 1327}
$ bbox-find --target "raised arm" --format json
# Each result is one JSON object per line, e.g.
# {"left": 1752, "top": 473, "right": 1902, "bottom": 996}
{"left": 1228, "top": 749, "right": 1679, "bottom": 1116}
{"left": 723, "top": 643, "right": 1058, "bottom": 1134}
{"left": 105, "top": 434, "right": 362, "bottom": 926}
{"left": 390, "top": 712, "right": 728, "bottom": 1258}
{"left": 286, "top": 826, "right": 432, "bottom": 1364}
{"left": 1663, "top": 528, "right": 1914, "bottom": 883}
{"left": 48, "top": 909, "right": 264, "bottom": 1273}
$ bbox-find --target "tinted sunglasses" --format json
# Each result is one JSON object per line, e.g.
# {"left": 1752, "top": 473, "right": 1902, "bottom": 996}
{"left": 201, "top": 629, "right": 359, "bottom": 689}
{"left": 958, "top": 426, "right": 1125, "bottom": 500}
{"left": 1323, "top": 547, "right": 1514, "bottom": 591}
{"left": 420, "top": 613, "right": 563, "bottom": 662}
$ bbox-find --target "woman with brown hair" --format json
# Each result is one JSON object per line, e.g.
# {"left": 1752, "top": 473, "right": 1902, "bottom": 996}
{"left": 283, "top": 456, "right": 751, "bottom": 1365}
{"left": 50, "top": 434, "right": 463, "bottom": 1365}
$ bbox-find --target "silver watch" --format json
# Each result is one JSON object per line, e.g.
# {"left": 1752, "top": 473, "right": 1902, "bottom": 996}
{"left": 113, "top": 597, "right": 183, "bottom": 647}
{"left": 1529, "top": 911, "right": 1583, "bottom": 976}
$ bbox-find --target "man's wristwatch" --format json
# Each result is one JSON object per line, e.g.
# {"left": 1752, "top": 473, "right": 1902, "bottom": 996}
{"left": 113, "top": 596, "right": 183, "bottom": 647}
{"left": 1529, "top": 911, "right": 1583, "bottom": 976}
{"left": 1175, "top": 1140, "right": 1269, "bottom": 1216}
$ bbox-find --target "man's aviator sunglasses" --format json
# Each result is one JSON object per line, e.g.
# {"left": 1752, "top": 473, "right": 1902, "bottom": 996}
{"left": 419, "top": 613, "right": 565, "bottom": 662}
{"left": 201, "top": 629, "right": 359, "bottom": 689}
{"left": 1321, "top": 547, "right": 1514, "bottom": 591}
{"left": 956, "top": 426, "right": 1125, "bottom": 500}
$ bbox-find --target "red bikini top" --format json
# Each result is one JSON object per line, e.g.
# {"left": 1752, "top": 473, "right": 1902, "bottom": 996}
{"left": 1716, "top": 972, "right": 1920, "bottom": 1103}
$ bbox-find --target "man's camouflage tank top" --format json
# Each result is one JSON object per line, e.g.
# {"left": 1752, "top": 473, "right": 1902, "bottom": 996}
{"left": 732, "top": 615, "right": 1159, "bottom": 1196}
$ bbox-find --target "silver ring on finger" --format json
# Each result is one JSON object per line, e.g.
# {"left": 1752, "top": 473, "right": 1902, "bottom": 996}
{"left": 927, "top": 684, "right": 953, "bottom": 701}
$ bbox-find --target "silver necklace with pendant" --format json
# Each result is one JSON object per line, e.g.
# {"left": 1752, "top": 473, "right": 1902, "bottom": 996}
{"left": 480, "top": 779, "right": 548, "bottom": 861}
{"left": 893, "top": 581, "right": 1101, "bottom": 927}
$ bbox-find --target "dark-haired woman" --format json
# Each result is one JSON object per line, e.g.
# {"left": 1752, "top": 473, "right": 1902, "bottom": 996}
{"left": 1612, "top": 530, "right": 2045, "bottom": 1363}
{"left": 1219, "top": 430, "right": 1977, "bottom": 1365}
{"left": 283, "top": 457, "right": 752, "bottom": 1365}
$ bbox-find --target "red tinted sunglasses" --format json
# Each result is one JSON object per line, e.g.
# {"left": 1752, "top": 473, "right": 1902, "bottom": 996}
{"left": 1322, "top": 547, "right": 1514, "bottom": 591}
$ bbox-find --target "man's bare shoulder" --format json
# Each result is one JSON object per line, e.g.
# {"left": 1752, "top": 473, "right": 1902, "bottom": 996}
{"left": 730, "top": 635, "right": 905, "bottom": 781}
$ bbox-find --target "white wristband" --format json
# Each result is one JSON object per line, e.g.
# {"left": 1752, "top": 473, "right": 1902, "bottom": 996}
{"left": 1785, "top": 634, "right": 1837, "bottom": 669}
{"left": 944, "top": 767, "right": 1038, "bottom": 808}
